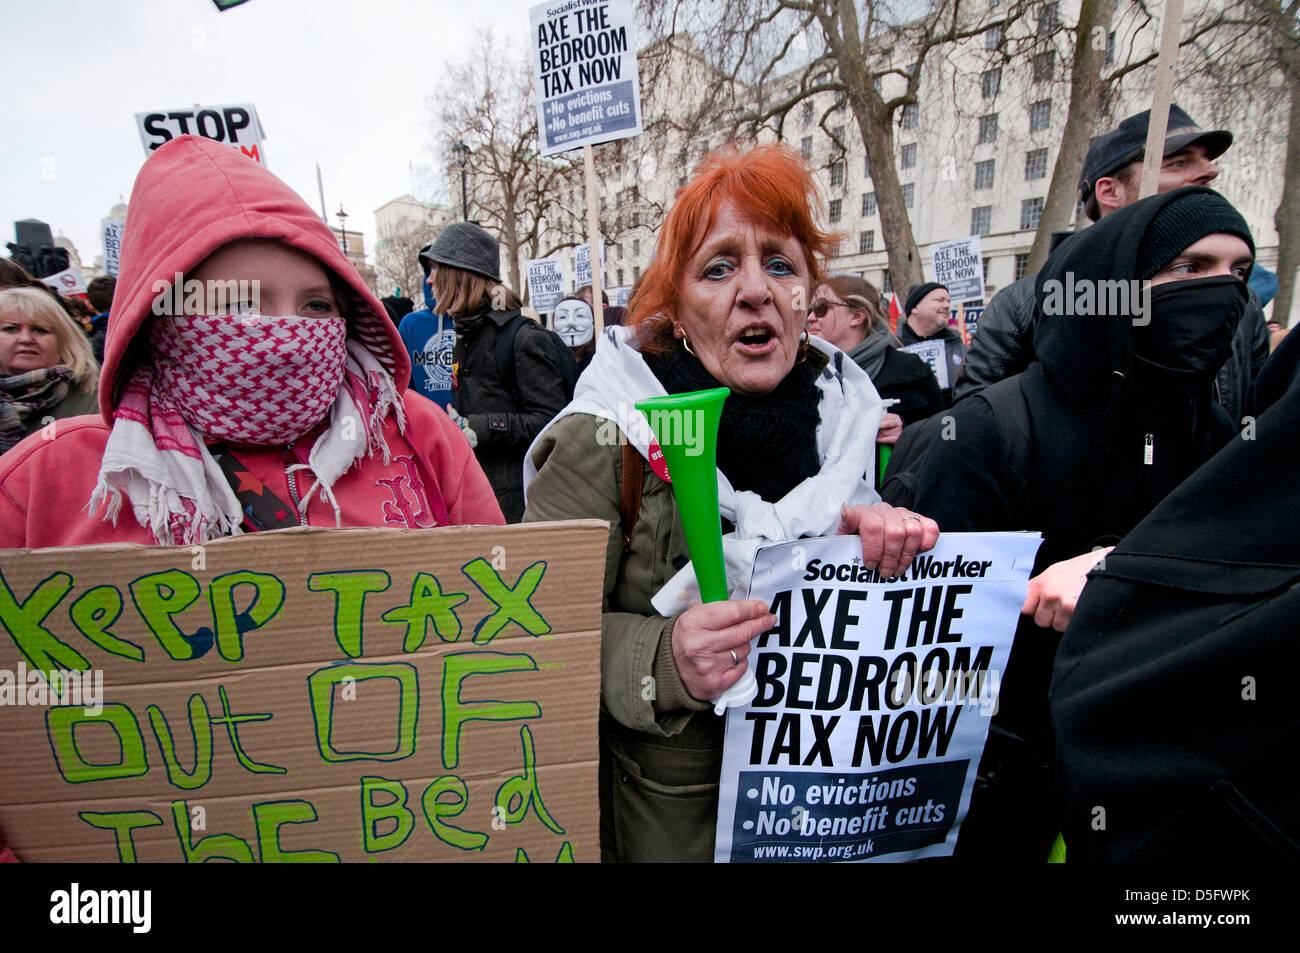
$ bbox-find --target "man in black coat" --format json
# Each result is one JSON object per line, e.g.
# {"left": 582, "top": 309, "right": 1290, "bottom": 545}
{"left": 1051, "top": 329, "right": 1300, "bottom": 863}
{"left": 954, "top": 104, "right": 1269, "bottom": 426}
{"left": 910, "top": 187, "right": 1256, "bottom": 861}
{"left": 897, "top": 282, "right": 966, "bottom": 407}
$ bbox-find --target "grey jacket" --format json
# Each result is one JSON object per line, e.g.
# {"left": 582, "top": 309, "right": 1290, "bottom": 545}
{"left": 954, "top": 276, "right": 1270, "bottom": 422}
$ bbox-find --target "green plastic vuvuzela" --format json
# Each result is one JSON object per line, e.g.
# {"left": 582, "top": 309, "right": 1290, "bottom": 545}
{"left": 635, "top": 387, "right": 730, "bottom": 603}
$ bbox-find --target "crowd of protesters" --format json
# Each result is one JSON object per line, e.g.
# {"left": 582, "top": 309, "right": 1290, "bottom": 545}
{"left": 0, "top": 100, "right": 1294, "bottom": 864}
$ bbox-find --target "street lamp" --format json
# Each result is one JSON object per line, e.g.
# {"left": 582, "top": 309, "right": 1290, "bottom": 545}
{"left": 453, "top": 135, "right": 471, "bottom": 222}
{"left": 336, "top": 205, "right": 349, "bottom": 258}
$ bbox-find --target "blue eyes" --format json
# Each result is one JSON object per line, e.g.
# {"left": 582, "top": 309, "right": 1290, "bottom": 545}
{"left": 704, "top": 257, "right": 795, "bottom": 279}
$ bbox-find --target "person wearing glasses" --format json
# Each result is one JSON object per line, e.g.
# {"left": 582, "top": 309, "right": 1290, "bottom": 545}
{"left": 808, "top": 275, "right": 944, "bottom": 444}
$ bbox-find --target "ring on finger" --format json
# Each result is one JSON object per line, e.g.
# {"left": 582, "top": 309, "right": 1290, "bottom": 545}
{"left": 730, "top": 649, "right": 739, "bottom": 666}
{"left": 901, "top": 515, "right": 922, "bottom": 525}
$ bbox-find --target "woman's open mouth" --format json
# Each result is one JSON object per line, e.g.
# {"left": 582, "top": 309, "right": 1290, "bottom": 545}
{"left": 736, "top": 326, "right": 777, "bottom": 353}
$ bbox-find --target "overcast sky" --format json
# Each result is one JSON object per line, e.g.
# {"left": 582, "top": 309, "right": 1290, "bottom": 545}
{"left": 1, "top": 0, "right": 541, "bottom": 269}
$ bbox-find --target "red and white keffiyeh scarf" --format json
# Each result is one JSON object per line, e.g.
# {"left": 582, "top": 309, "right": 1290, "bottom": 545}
{"left": 90, "top": 314, "right": 405, "bottom": 544}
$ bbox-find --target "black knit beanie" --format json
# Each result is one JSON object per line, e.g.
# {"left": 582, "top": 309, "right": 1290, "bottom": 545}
{"left": 1135, "top": 192, "right": 1254, "bottom": 281}
{"left": 905, "top": 282, "right": 947, "bottom": 316}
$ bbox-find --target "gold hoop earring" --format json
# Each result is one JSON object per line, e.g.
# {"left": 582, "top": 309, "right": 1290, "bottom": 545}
{"left": 682, "top": 334, "right": 697, "bottom": 357}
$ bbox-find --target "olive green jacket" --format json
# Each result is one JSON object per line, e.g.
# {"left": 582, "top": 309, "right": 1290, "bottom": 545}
{"left": 524, "top": 412, "right": 724, "bottom": 862}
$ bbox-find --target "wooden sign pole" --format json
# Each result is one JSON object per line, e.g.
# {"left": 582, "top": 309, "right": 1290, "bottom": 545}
{"left": 1138, "top": 0, "right": 1186, "bottom": 199}
{"left": 584, "top": 144, "right": 604, "bottom": 335}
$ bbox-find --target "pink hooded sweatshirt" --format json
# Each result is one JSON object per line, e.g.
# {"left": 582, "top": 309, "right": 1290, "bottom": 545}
{"left": 0, "top": 136, "right": 503, "bottom": 548}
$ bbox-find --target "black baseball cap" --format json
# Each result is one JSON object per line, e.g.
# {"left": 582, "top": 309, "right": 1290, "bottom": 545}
{"left": 1078, "top": 104, "right": 1232, "bottom": 204}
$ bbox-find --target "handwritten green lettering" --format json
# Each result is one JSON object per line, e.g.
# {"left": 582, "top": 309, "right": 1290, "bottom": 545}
{"left": 307, "top": 571, "right": 390, "bottom": 657}
{"left": 69, "top": 585, "right": 141, "bottom": 662}
{"left": 208, "top": 571, "right": 286, "bottom": 662}
{"left": 440, "top": 651, "right": 541, "bottom": 769}
{"left": 47, "top": 703, "right": 148, "bottom": 784}
{"left": 461, "top": 558, "right": 551, "bottom": 644}
{"left": 380, "top": 571, "right": 467, "bottom": 651}
{"left": 0, "top": 570, "right": 87, "bottom": 672}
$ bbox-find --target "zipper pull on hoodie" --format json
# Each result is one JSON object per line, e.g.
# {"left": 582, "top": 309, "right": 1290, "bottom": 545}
{"left": 1144, "top": 433, "right": 1154, "bottom": 465}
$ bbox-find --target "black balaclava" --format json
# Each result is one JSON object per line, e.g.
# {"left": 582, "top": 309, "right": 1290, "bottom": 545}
{"left": 1131, "top": 277, "right": 1248, "bottom": 403}
{"left": 1132, "top": 191, "right": 1253, "bottom": 402}
{"left": 1034, "top": 186, "right": 1253, "bottom": 412}
{"left": 1032, "top": 187, "right": 1254, "bottom": 530}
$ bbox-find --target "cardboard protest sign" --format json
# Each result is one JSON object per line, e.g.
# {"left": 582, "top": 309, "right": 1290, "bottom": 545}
{"left": 715, "top": 532, "right": 1041, "bottom": 863}
{"left": 527, "top": 256, "right": 566, "bottom": 313}
{"left": 0, "top": 522, "right": 605, "bottom": 862}
{"left": 101, "top": 219, "right": 125, "bottom": 278}
{"left": 964, "top": 305, "right": 984, "bottom": 342}
{"left": 135, "top": 103, "right": 267, "bottom": 165}
{"left": 930, "top": 236, "right": 985, "bottom": 304}
{"left": 40, "top": 265, "right": 86, "bottom": 296}
{"left": 531, "top": 0, "right": 643, "bottom": 156}
{"left": 900, "top": 339, "right": 949, "bottom": 391}
{"left": 574, "top": 240, "right": 605, "bottom": 289}
{"left": 611, "top": 286, "right": 632, "bottom": 307}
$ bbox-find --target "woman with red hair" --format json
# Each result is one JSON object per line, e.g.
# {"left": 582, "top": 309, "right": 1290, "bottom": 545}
{"left": 523, "top": 144, "right": 939, "bottom": 862}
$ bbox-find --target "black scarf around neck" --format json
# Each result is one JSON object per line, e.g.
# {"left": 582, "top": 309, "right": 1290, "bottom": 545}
{"left": 643, "top": 344, "right": 823, "bottom": 503}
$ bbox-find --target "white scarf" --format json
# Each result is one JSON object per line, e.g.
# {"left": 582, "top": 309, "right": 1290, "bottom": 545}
{"left": 523, "top": 325, "right": 883, "bottom": 709}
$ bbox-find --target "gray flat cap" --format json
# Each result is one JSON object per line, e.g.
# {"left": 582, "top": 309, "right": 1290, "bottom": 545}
{"left": 424, "top": 221, "right": 501, "bottom": 281}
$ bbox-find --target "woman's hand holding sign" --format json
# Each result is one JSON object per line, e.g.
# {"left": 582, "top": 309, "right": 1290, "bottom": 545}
{"left": 838, "top": 502, "right": 941, "bottom": 579}
{"left": 672, "top": 600, "right": 775, "bottom": 702}
{"left": 670, "top": 502, "right": 939, "bottom": 703}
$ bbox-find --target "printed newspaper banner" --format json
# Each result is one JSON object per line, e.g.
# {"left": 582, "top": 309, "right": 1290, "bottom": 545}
{"left": 0, "top": 522, "right": 606, "bottom": 862}
{"left": 930, "top": 236, "right": 985, "bottom": 304}
{"left": 574, "top": 239, "right": 605, "bottom": 289}
{"left": 101, "top": 219, "right": 125, "bottom": 278}
{"left": 135, "top": 103, "right": 267, "bottom": 166}
{"left": 531, "top": 0, "right": 644, "bottom": 156}
{"left": 527, "top": 256, "right": 566, "bottom": 314}
{"left": 901, "top": 339, "right": 949, "bottom": 391}
{"left": 715, "top": 532, "right": 1042, "bottom": 863}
